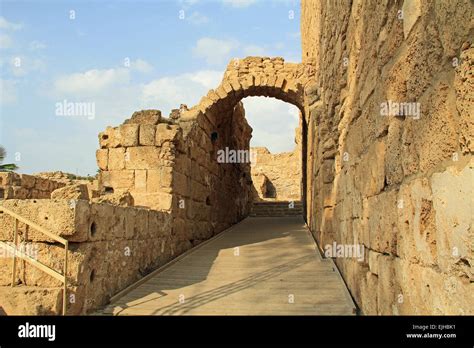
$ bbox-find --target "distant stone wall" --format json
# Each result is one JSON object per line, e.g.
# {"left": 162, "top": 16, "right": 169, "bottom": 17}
{"left": 0, "top": 172, "right": 65, "bottom": 200}
{"left": 301, "top": 0, "right": 474, "bottom": 314}
{"left": 250, "top": 147, "right": 301, "bottom": 201}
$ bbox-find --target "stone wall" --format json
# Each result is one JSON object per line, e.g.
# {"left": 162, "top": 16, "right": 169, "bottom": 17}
{"left": 0, "top": 172, "right": 65, "bottom": 200}
{"left": 0, "top": 198, "right": 174, "bottom": 314}
{"left": 0, "top": 101, "right": 253, "bottom": 314}
{"left": 250, "top": 146, "right": 301, "bottom": 201}
{"left": 301, "top": 0, "right": 474, "bottom": 314}
{"left": 97, "top": 104, "right": 252, "bottom": 244}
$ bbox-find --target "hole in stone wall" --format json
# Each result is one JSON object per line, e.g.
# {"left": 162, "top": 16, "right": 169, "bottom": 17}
{"left": 102, "top": 134, "right": 109, "bottom": 140}
{"left": 104, "top": 187, "right": 114, "bottom": 194}
{"left": 206, "top": 196, "right": 211, "bottom": 206}
{"left": 44, "top": 216, "right": 48, "bottom": 220}
{"left": 90, "top": 269, "right": 95, "bottom": 282}
{"left": 264, "top": 181, "right": 277, "bottom": 198}
{"left": 90, "top": 222, "right": 97, "bottom": 237}
{"left": 211, "top": 132, "right": 218, "bottom": 143}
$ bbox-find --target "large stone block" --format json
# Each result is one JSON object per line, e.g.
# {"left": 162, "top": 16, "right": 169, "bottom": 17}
{"left": 125, "top": 147, "right": 162, "bottom": 170}
{"left": 108, "top": 148, "right": 126, "bottom": 170}
{"left": 155, "top": 124, "right": 181, "bottom": 146}
{"left": 0, "top": 172, "right": 13, "bottom": 186}
{"left": 134, "top": 170, "right": 147, "bottom": 192}
{"left": 96, "top": 149, "right": 108, "bottom": 170}
{"left": 133, "top": 192, "right": 173, "bottom": 212}
{"left": 100, "top": 170, "right": 135, "bottom": 190}
{"left": 431, "top": 160, "right": 473, "bottom": 275}
{"left": 20, "top": 174, "right": 36, "bottom": 189}
{"left": 118, "top": 124, "right": 139, "bottom": 147}
{"left": 0, "top": 199, "right": 90, "bottom": 243}
{"left": 139, "top": 124, "right": 156, "bottom": 146}
{"left": 51, "top": 184, "right": 89, "bottom": 200}
{"left": 355, "top": 140, "right": 385, "bottom": 197}
{"left": 396, "top": 178, "right": 437, "bottom": 265}
{"left": 99, "top": 127, "right": 120, "bottom": 148}
{"left": 365, "top": 189, "right": 398, "bottom": 255}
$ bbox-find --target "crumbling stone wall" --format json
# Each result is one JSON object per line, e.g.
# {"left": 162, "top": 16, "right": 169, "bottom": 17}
{"left": 0, "top": 199, "right": 173, "bottom": 314}
{"left": 97, "top": 103, "right": 252, "bottom": 244}
{"left": 0, "top": 101, "right": 253, "bottom": 314}
{"left": 250, "top": 146, "right": 301, "bottom": 201}
{"left": 96, "top": 110, "right": 179, "bottom": 211}
{"left": 301, "top": 0, "right": 474, "bottom": 314}
{"left": 0, "top": 172, "right": 65, "bottom": 200}
{"left": 179, "top": 56, "right": 312, "bottom": 212}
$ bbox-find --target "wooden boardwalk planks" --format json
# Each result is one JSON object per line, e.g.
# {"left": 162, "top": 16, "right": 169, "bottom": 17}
{"left": 99, "top": 216, "right": 356, "bottom": 316}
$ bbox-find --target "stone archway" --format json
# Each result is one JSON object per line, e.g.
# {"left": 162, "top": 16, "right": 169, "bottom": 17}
{"left": 180, "top": 57, "right": 313, "bottom": 120}
{"left": 178, "top": 57, "right": 316, "bottom": 221}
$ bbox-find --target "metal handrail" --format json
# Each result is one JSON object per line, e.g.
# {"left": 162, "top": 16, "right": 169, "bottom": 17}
{"left": 0, "top": 205, "right": 68, "bottom": 315}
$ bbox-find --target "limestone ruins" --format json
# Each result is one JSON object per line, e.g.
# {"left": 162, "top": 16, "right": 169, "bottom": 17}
{"left": 0, "top": 0, "right": 472, "bottom": 316}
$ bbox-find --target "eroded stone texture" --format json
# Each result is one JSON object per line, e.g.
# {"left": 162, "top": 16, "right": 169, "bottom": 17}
{"left": 301, "top": 0, "right": 474, "bottom": 314}
{"left": 1, "top": 0, "right": 471, "bottom": 316}
{"left": 0, "top": 172, "right": 65, "bottom": 199}
{"left": 250, "top": 147, "right": 301, "bottom": 201}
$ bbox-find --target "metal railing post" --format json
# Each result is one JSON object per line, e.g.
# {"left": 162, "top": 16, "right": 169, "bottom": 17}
{"left": 11, "top": 218, "right": 18, "bottom": 287}
{"left": 63, "top": 241, "right": 68, "bottom": 315}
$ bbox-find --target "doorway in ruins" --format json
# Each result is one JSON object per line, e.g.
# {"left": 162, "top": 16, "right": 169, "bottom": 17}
{"left": 241, "top": 96, "right": 306, "bottom": 217}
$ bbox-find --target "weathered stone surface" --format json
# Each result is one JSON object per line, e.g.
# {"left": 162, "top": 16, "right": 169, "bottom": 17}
{"left": 0, "top": 287, "right": 62, "bottom": 315}
{"left": 302, "top": 0, "right": 474, "bottom": 315}
{"left": 51, "top": 184, "right": 89, "bottom": 200}
{"left": 139, "top": 124, "right": 156, "bottom": 146}
{"left": 250, "top": 146, "right": 301, "bottom": 201}
{"left": 124, "top": 109, "right": 161, "bottom": 125}
{"left": 92, "top": 191, "right": 134, "bottom": 207}
{"left": 108, "top": 148, "right": 126, "bottom": 170}
{"left": 96, "top": 149, "right": 108, "bottom": 171}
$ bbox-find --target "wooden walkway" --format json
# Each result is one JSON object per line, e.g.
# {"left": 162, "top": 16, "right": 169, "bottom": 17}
{"left": 99, "top": 217, "right": 356, "bottom": 315}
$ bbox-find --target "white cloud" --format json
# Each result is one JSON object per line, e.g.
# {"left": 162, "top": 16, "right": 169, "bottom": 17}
{"left": 0, "top": 17, "right": 22, "bottom": 31}
{"left": 141, "top": 70, "right": 222, "bottom": 113}
{"left": 187, "top": 11, "right": 209, "bottom": 25}
{"left": 0, "top": 79, "right": 18, "bottom": 105}
{"left": 243, "top": 44, "right": 266, "bottom": 56}
{"left": 130, "top": 59, "right": 154, "bottom": 73}
{"left": 187, "top": 70, "right": 223, "bottom": 88}
{"left": 193, "top": 37, "right": 239, "bottom": 66}
{"left": 29, "top": 40, "right": 46, "bottom": 50}
{"left": 178, "top": 0, "right": 200, "bottom": 9}
{"left": 0, "top": 34, "right": 12, "bottom": 49}
{"left": 243, "top": 96, "right": 299, "bottom": 153}
{"left": 9, "top": 56, "right": 46, "bottom": 76}
{"left": 53, "top": 68, "right": 131, "bottom": 96}
{"left": 47, "top": 66, "right": 222, "bottom": 123}
{"left": 222, "top": 0, "right": 257, "bottom": 8}
{"left": 288, "top": 31, "right": 301, "bottom": 39}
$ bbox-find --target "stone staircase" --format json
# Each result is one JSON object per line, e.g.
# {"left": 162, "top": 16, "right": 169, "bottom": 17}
{"left": 250, "top": 201, "right": 303, "bottom": 217}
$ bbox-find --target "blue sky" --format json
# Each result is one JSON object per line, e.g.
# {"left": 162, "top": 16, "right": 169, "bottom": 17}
{"left": 0, "top": 0, "right": 301, "bottom": 175}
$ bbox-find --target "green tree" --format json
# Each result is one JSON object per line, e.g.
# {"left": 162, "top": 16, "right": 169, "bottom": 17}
{"left": 0, "top": 146, "right": 19, "bottom": 172}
